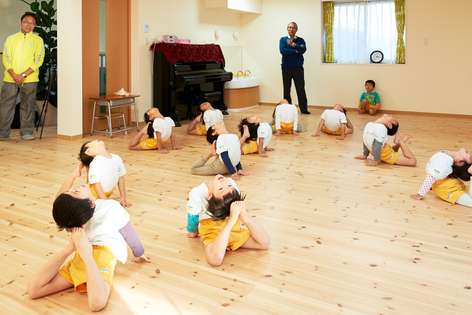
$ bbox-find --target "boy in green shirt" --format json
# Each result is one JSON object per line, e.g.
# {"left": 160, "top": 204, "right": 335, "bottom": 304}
{"left": 359, "top": 80, "right": 381, "bottom": 115}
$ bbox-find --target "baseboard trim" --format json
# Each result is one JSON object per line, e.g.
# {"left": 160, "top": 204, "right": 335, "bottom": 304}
{"left": 227, "top": 105, "right": 260, "bottom": 113}
{"left": 258, "top": 102, "right": 472, "bottom": 118}
{"left": 57, "top": 134, "right": 83, "bottom": 140}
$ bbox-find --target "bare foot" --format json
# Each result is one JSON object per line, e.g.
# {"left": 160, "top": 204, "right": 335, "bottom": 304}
{"left": 411, "top": 193, "right": 423, "bottom": 200}
{"left": 368, "top": 108, "right": 378, "bottom": 115}
{"left": 187, "top": 232, "right": 198, "bottom": 238}
{"left": 134, "top": 255, "right": 151, "bottom": 263}
{"left": 366, "top": 159, "right": 380, "bottom": 166}
{"left": 238, "top": 170, "right": 249, "bottom": 176}
{"left": 355, "top": 155, "right": 367, "bottom": 160}
{"left": 231, "top": 173, "right": 241, "bottom": 180}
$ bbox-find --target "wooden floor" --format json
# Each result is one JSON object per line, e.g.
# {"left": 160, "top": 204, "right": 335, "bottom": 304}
{"left": 1, "top": 106, "right": 472, "bottom": 315}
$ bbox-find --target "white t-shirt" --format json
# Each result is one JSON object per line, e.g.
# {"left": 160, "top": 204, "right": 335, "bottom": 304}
{"left": 187, "top": 179, "right": 239, "bottom": 221}
{"left": 257, "top": 122, "right": 272, "bottom": 149}
{"left": 88, "top": 154, "right": 126, "bottom": 194}
{"left": 426, "top": 151, "right": 454, "bottom": 180}
{"left": 85, "top": 199, "right": 130, "bottom": 263}
{"left": 363, "top": 122, "right": 388, "bottom": 151}
{"left": 152, "top": 117, "right": 175, "bottom": 141}
{"left": 321, "top": 109, "right": 347, "bottom": 131}
{"left": 275, "top": 104, "right": 298, "bottom": 131}
{"left": 203, "top": 109, "right": 224, "bottom": 130}
{"left": 216, "top": 134, "right": 241, "bottom": 168}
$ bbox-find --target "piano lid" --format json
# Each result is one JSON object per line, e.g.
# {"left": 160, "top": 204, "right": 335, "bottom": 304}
{"left": 150, "top": 42, "right": 225, "bottom": 66}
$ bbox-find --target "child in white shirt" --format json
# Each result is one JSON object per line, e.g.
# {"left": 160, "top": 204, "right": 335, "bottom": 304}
{"left": 186, "top": 174, "right": 269, "bottom": 266}
{"left": 129, "top": 107, "right": 179, "bottom": 152}
{"left": 272, "top": 99, "right": 300, "bottom": 135}
{"left": 238, "top": 115, "right": 274, "bottom": 157}
{"left": 191, "top": 123, "right": 248, "bottom": 180}
{"left": 313, "top": 104, "right": 353, "bottom": 140}
{"left": 355, "top": 114, "right": 416, "bottom": 167}
{"left": 27, "top": 166, "right": 149, "bottom": 311}
{"left": 79, "top": 140, "right": 131, "bottom": 207}
{"left": 187, "top": 102, "right": 224, "bottom": 136}
{"left": 412, "top": 149, "right": 472, "bottom": 207}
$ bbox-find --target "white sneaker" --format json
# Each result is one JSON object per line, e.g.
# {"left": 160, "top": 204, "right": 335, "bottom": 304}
{"left": 22, "top": 134, "right": 35, "bottom": 140}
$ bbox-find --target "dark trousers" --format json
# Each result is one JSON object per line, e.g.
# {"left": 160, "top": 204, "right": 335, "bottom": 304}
{"left": 282, "top": 67, "right": 308, "bottom": 112}
{"left": 0, "top": 82, "right": 37, "bottom": 137}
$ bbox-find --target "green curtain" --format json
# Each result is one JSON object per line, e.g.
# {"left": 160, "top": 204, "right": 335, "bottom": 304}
{"left": 323, "top": 1, "right": 335, "bottom": 63}
{"left": 395, "top": 0, "right": 406, "bottom": 64}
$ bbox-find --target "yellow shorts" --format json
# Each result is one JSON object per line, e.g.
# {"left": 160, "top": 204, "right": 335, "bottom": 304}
{"left": 198, "top": 218, "right": 251, "bottom": 251}
{"left": 139, "top": 138, "right": 158, "bottom": 150}
{"left": 242, "top": 140, "right": 258, "bottom": 155}
{"left": 89, "top": 184, "right": 113, "bottom": 200}
{"left": 432, "top": 178, "right": 466, "bottom": 204}
{"left": 380, "top": 144, "right": 399, "bottom": 165}
{"left": 196, "top": 124, "right": 206, "bottom": 136}
{"left": 59, "top": 245, "right": 116, "bottom": 293}
{"left": 321, "top": 125, "right": 342, "bottom": 136}
{"left": 280, "top": 122, "right": 294, "bottom": 134}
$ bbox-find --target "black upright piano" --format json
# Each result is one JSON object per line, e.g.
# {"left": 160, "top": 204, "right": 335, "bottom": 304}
{"left": 151, "top": 42, "right": 233, "bottom": 124}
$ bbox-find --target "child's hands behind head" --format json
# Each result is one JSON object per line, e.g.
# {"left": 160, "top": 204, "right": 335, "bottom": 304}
{"left": 229, "top": 201, "right": 244, "bottom": 222}
{"left": 71, "top": 227, "right": 93, "bottom": 259}
{"left": 237, "top": 202, "right": 251, "bottom": 223}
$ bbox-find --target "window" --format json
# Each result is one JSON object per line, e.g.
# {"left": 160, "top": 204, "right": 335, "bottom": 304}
{"left": 322, "top": 0, "right": 406, "bottom": 64}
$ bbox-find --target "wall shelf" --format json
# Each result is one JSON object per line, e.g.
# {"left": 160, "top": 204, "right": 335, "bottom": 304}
{"left": 204, "top": 0, "right": 262, "bottom": 14}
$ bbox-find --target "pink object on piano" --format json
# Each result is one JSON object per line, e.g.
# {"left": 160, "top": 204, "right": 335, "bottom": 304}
{"left": 176, "top": 38, "right": 191, "bottom": 44}
{"left": 162, "top": 35, "right": 178, "bottom": 43}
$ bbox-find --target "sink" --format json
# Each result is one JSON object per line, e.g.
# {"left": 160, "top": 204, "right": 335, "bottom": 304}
{"left": 225, "top": 77, "right": 260, "bottom": 89}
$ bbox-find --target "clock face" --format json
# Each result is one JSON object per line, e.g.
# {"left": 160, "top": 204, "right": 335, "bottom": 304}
{"left": 370, "top": 50, "right": 384, "bottom": 63}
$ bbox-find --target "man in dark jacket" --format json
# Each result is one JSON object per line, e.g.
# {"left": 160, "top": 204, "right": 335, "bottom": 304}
{"left": 279, "top": 22, "right": 309, "bottom": 114}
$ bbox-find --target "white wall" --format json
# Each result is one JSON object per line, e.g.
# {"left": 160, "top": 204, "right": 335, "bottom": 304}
{"left": 131, "top": 0, "right": 244, "bottom": 119}
{"left": 241, "top": 0, "right": 472, "bottom": 115}
{"left": 57, "top": 0, "right": 83, "bottom": 136}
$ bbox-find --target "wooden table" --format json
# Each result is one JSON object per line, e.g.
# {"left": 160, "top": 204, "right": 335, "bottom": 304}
{"left": 89, "top": 94, "right": 140, "bottom": 137}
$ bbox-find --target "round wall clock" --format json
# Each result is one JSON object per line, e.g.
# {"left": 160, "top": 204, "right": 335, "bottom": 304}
{"left": 370, "top": 50, "right": 384, "bottom": 64}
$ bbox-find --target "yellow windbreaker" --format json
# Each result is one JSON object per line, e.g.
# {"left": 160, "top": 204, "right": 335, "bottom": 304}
{"left": 2, "top": 31, "right": 45, "bottom": 83}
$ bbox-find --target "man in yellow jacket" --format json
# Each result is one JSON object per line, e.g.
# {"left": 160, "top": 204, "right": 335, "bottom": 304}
{"left": 0, "top": 12, "right": 44, "bottom": 140}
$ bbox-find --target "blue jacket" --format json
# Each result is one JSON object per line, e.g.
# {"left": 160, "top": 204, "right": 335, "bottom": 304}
{"left": 279, "top": 36, "right": 306, "bottom": 70}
